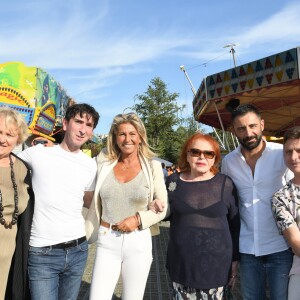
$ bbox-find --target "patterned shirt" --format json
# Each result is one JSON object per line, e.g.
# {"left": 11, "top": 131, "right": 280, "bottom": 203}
{"left": 272, "top": 180, "right": 300, "bottom": 275}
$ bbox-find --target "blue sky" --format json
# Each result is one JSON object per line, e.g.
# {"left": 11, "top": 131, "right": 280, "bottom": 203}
{"left": 1, "top": 0, "right": 300, "bottom": 134}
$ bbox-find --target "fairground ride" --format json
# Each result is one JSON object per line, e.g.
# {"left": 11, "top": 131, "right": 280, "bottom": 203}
{"left": 0, "top": 62, "right": 98, "bottom": 147}
{"left": 187, "top": 47, "right": 300, "bottom": 152}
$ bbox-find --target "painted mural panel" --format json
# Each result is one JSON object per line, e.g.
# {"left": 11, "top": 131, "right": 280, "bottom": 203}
{"left": 0, "top": 62, "right": 73, "bottom": 139}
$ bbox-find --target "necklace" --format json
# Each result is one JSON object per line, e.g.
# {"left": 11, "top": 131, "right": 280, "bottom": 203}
{"left": 0, "top": 154, "right": 19, "bottom": 229}
{"left": 119, "top": 160, "right": 140, "bottom": 171}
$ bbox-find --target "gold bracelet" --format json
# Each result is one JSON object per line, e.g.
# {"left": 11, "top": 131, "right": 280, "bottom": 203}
{"left": 136, "top": 213, "right": 142, "bottom": 229}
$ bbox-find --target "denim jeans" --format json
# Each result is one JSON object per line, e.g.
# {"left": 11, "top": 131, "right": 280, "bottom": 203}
{"left": 240, "top": 249, "right": 293, "bottom": 300}
{"left": 28, "top": 240, "right": 88, "bottom": 300}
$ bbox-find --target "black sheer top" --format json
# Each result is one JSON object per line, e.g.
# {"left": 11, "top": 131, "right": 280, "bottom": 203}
{"left": 166, "top": 172, "right": 240, "bottom": 289}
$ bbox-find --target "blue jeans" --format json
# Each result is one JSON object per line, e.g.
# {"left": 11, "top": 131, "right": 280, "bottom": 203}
{"left": 28, "top": 240, "right": 88, "bottom": 300}
{"left": 240, "top": 250, "right": 293, "bottom": 300}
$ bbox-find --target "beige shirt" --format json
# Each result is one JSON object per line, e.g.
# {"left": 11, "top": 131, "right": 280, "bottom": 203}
{"left": 100, "top": 170, "right": 148, "bottom": 224}
{"left": 0, "top": 159, "right": 29, "bottom": 299}
{"left": 93, "top": 152, "right": 168, "bottom": 228}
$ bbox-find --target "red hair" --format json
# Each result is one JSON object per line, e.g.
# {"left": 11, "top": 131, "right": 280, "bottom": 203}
{"left": 178, "top": 133, "right": 221, "bottom": 175}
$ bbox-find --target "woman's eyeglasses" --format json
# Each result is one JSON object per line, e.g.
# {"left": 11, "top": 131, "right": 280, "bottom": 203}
{"left": 187, "top": 148, "right": 215, "bottom": 159}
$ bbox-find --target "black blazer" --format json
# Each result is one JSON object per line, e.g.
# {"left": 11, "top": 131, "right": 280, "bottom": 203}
{"left": 5, "top": 154, "right": 34, "bottom": 300}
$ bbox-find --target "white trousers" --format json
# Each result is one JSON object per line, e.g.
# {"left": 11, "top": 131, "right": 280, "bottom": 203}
{"left": 288, "top": 274, "right": 300, "bottom": 300}
{"left": 89, "top": 226, "right": 153, "bottom": 300}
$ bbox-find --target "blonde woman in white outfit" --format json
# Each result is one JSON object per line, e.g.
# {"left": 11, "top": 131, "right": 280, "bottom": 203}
{"left": 89, "top": 113, "right": 168, "bottom": 300}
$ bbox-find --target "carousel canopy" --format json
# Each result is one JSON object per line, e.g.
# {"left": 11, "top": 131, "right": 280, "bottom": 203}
{"left": 193, "top": 47, "right": 300, "bottom": 137}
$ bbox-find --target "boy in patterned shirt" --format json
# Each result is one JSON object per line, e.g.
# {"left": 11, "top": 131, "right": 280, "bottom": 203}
{"left": 272, "top": 126, "right": 300, "bottom": 300}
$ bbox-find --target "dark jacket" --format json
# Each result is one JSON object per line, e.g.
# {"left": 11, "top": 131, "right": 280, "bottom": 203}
{"left": 5, "top": 154, "right": 34, "bottom": 300}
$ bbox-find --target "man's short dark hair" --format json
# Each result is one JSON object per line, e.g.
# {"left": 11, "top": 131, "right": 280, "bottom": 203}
{"left": 231, "top": 104, "right": 261, "bottom": 122}
{"left": 65, "top": 103, "right": 100, "bottom": 128}
{"left": 284, "top": 126, "right": 300, "bottom": 145}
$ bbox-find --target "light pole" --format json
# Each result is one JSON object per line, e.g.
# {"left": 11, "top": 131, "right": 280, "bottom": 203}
{"left": 180, "top": 65, "right": 199, "bottom": 131}
{"left": 223, "top": 43, "right": 240, "bottom": 67}
{"left": 180, "top": 65, "right": 197, "bottom": 96}
{"left": 223, "top": 43, "right": 241, "bottom": 150}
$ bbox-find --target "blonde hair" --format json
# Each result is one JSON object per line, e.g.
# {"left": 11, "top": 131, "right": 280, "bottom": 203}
{"left": 0, "top": 106, "right": 29, "bottom": 144}
{"left": 106, "top": 113, "right": 156, "bottom": 160}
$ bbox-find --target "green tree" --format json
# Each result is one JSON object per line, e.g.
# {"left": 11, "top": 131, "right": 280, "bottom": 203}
{"left": 161, "top": 127, "right": 186, "bottom": 163}
{"left": 131, "top": 77, "right": 185, "bottom": 161}
{"left": 183, "top": 116, "right": 198, "bottom": 136}
{"left": 131, "top": 77, "right": 203, "bottom": 162}
{"left": 161, "top": 120, "right": 201, "bottom": 163}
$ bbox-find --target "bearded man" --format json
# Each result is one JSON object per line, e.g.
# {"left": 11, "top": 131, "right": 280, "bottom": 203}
{"left": 221, "top": 104, "right": 293, "bottom": 300}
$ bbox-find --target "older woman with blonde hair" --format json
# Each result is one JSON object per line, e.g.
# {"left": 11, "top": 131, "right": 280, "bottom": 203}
{"left": 0, "top": 106, "right": 34, "bottom": 300}
{"left": 89, "top": 112, "right": 168, "bottom": 300}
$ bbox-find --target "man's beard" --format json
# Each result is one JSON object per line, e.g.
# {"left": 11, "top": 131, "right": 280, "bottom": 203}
{"left": 238, "top": 134, "right": 263, "bottom": 151}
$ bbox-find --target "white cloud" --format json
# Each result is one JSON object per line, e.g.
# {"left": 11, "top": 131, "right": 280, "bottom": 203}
{"left": 237, "top": 2, "right": 300, "bottom": 48}
{"left": 2, "top": 1, "right": 299, "bottom": 70}
{"left": 1, "top": 0, "right": 300, "bottom": 134}
{"left": 0, "top": 0, "right": 191, "bottom": 69}
{"left": 177, "top": 2, "right": 300, "bottom": 64}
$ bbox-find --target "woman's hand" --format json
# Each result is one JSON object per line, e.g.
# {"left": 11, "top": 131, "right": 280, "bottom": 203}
{"left": 149, "top": 198, "right": 165, "bottom": 213}
{"left": 227, "top": 261, "right": 238, "bottom": 288}
{"left": 115, "top": 215, "right": 140, "bottom": 232}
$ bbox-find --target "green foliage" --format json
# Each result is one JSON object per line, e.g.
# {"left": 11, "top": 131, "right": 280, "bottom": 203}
{"left": 183, "top": 116, "right": 199, "bottom": 136}
{"left": 82, "top": 140, "right": 105, "bottom": 157}
{"left": 161, "top": 123, "right": 200, "bottom": 163}
{"left": 132, "top": 77, "right": 183, "bottom": 147}
{"left": 132, "top": 77, "right": 199, "bottom": 162}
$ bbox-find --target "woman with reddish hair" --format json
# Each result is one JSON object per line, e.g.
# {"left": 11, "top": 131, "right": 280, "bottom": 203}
{"left": 165, "top": 133, "right": 240, "bottom": 300}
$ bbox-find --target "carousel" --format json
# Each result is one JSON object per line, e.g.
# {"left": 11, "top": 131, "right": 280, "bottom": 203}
{"left": 192, "top": 47, "right": 300, "bottom": 150}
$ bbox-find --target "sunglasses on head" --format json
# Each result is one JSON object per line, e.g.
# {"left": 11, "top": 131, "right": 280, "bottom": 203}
{"left": 188, "top": 148, "right": 216, "bottom": 159}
